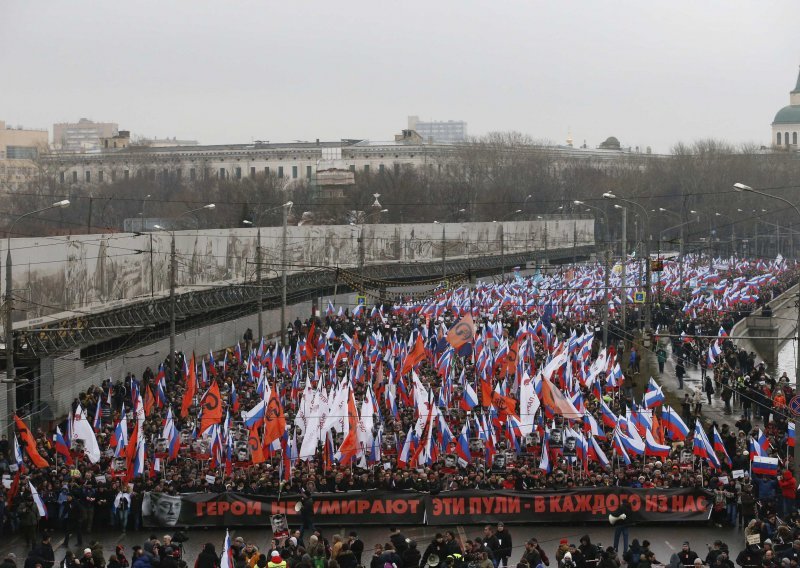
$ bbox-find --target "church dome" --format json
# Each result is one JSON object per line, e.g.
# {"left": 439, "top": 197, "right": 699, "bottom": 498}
{"left": 773, "top": 105, "right": 800, "bottom": 125}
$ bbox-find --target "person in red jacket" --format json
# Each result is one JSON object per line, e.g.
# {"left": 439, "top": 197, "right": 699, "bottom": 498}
{"left": 777, "top": 469, "right": 797, "bottom": 518}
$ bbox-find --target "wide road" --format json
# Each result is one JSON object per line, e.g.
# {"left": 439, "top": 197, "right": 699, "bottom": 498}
{"left": 2, "top": 523, "right": 743, "bottom": 566}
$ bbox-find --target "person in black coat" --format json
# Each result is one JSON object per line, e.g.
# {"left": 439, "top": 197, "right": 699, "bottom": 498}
{"left": 30, "top": 536, "right": 55, "bottom": 568}
{"left": 422, "top": 535, "right": 446, "bottom": 568}
{"left": 348, "top": 533, "right": 364, "bottom": 566}
{"left": 495, "top": 524, "right": 512, "bottom": 568}
{"left": 196, "top": 544, "right": 219, "bottom": 568}
{"left": 401, "top": 542, "right": 421, "bottom": 568}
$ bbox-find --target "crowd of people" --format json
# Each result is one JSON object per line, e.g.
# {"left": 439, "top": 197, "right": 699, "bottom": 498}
{"left": 0, "top": 255, "right": 796, "bottom": 565}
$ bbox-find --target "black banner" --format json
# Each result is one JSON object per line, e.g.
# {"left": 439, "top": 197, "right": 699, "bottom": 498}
{"left": 425, "top": 488, "right": 712, "bottom": 525}
{"left": 143, "top": 490, "right": 424, "bottom": 528}
{"left": 143, "top": 488, "right": 711, "bottom": 528}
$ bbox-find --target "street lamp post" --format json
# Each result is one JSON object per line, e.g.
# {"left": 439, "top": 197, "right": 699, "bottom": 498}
{"left": 575, "top": 200, "right": 612, "bottom": 345}
{"left": 153, "top": 203, "right": 215, "bottom": 379}
{"left": 280, "top": 201, "right": 293, "bottom": 346}
{"left": 734, "top": 182, "right": 800, "bottom": 479}
{"left": 714, "top": 211, "right": 737, "bottom": 257}
{"left": 244, "top": 201, "right": 295, "bottom": 341}
{"left": 496, "top": 210, "right": 522, "bottom": 280}
{"left": 5, "top": 199, "right": 70, "bottom": 431}
{"left": 604, "top": 192, "right": 652, "bottom": 333}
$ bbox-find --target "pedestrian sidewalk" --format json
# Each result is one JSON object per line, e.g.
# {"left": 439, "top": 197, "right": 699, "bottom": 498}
{"left": 645, "top": 341, "right": 739, "bottom": 431}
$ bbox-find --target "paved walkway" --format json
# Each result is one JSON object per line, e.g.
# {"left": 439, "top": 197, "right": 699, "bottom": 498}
{"left": 645, "top": 341, "right": 739, "bottom": 430}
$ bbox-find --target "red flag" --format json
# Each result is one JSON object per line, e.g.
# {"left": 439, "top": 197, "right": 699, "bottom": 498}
{"left": 491, "top": 392, "right": 518, "bottom": 418}
{"left": 199, "top": 381, "right": 223, "bottom": 434}
{"left": 14, "top": 415, "right": 48, "bottom": 468}
{"left": 446, "top": 313, "right": 474, "bottom": 350}
{"left": 335, "top": 430, "right": 359, "bottom": 465}
{"left": 143, "top": 386, "right": 155, "bottom": 417}
{"left": 399, "top": 334, "right": 426, "bottom": 376}
{"left": 6, "top": 471, "right": 20, "bottom": 507}
{"left": 305, "top": 321, "right": 316, "bottom": 361}
{"left": 263, "top": 385, "right": 287, "bottom": 447}
{"left": 248, "top": 424, "right": 265, "bottom": 464}
{"left": 480, "top": 377, "right": 494, "bottom": 407}
{"left": 181, "top": 354, "right": 197, "bottom": 418}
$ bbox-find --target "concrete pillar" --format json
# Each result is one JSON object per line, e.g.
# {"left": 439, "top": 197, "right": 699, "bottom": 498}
{"left": 745, "top": 314, "right": 780, "bottom": 370}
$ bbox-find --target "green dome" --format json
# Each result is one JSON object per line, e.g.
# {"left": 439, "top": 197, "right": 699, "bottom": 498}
{"left": 773, "top": 105, "right": 800, "bottom": 124}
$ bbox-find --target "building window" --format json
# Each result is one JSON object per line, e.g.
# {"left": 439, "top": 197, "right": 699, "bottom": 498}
{"left": 794, "top": 132, "right": 798, "bottom": 145}
{"left": 777, "top": 133, "right": 781, "bottom": 145}
{"left": 394, "top": 163, "right": 400, "bottom": 175}
{"left": 306, "top": 165, "right": 312, "bottom": 178}
{"left": 349, "top": 165, "right": 355, "bottom": 172}
{"left": 379, "top": 164, "right": 385, "bottom": 174}
{"left": 786, "top": 132, "right": 790, "bottom": 146}
{"left": 85, "top": 171, "right": 91, "bottom": 183}
{"left": 235, "top": 167, "right": 242, "bottom": 180}
{"left": 111, "top": 170, "right": 116, "bottom": 182}
{"left": 278, "top": 166, "right": 284, "bottom": 178}
{"left": 190, "top": 168, "right": 196, "bottom": 181}
{"left": 72, "top": 171, "right": 78, "bottom": 183}
{"left": 124, "top": 169, "right": 130, "bottom": 180}
{"left": 364, "top": 165, "right": 370, "bottom": 174}
{"left": 6, "top": 146, "right": 38, "bottom": 160}
{"left": 176, "top": 168, "right": 182, "bottom": 179}
{"left": 250, "top": 167, "right": 256, "bottom": 179}
{"left": 219, "top": 168, "right": 226, "bottom": 179}
{"left": 163, "top": 168, "right": 169, "bottom": 181}
{"left": 265, "top": 166, "right": 270, "bottom": 176}
{"left": 59, "top": 172, "right": 65, "bottom": 184}
{"left": 98, "top": 171, "right": 104, "bottom": 183}
{"left": 292, "top": 166, "right": 298, "bottom": 179}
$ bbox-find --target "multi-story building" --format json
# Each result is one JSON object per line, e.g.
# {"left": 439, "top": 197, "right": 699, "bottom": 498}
{"left": 0, "top": 120, "right": 49, "bottom": 190}
{"left": 41, "top": 127, "right": 648, "bottom": 189}
{"left": 53, "top": 118, "right": 119, "bottom": 153}
{"left": 408, "top": 115, "right": 467, "bottom": 143}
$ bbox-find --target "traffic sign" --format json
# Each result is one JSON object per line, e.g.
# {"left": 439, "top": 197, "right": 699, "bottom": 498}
{"left": 789, "top": 395, "right": 800, "bottom": 417}
{"left": 633, "top": 291, "right": 646, "bottom": 304}
{"left": 355, "top": 295, "right": 367, "bottom": 306}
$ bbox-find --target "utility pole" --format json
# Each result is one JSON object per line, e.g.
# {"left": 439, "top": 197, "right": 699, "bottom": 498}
{"left": 87, "top": 196, "right": 93, "bottom": 234}
{"left": 280, "top": 204, "right": 289, "bottom": 346}
{"left": 620, "top": 207, "right": 627, "bottom": 335}
{"left": 500, "top": 225, "right": 505, "bottom": 281}
{"left": 169, "top": 233, "right": 176, "bottom": 378}
{"left": 572, "top": 220, "right": 577, "bottom": 265}
{"left": 441, "top": 225, "right": 446, "bottom": 279}
{"left": 256, "top": 227, "right": 263, "bottom": 340}
{"left": 602, "top": 245, "right": 611, "bottom": 346}
{"left": 5, "top": 200, "right": 70, "bottom": 434}
{"left": 359, "top": 227, "right": 365, "bottom": 292}
{"left": 149, "top": 233, "right": 154, "bottom": 298}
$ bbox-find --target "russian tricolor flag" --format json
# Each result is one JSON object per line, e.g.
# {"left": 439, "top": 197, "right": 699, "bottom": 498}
{"left": 643, "top": 378, "right": 665, "bottom": 409}
{"left": 662, "top": 406, "right": 689, "bottom": 441}
{"left": 28, "top": 480, "right": 47, "bottom": 519}
{"left": 789, "top": 422, "right": 795, "bottom": 447}
{"left": 242, "top": 398, "right": 266, "bottom": 428}
{"left": 713, "top": 427, "right": 732, "bottom": 467}
{"left": 53, "top": 427, "right": 73, "bottom": 465}
{"left": 460, "top": 382, "right": 479, "bottom": 411}
{"left": 588, "top": 435, "right": 610, "bottom": 469}
{"left": 645, "top": 429, "right": 671, "bottom": 458}
{"left": 456, "top": 423, "right": 471, "bottom": 464}
{"left": 751, "top": 456, "right": 779, "bottom": 476}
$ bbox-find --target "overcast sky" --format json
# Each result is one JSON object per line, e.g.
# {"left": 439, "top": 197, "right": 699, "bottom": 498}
{"left": 2, "top": 1, "right": 799, "bottom": 153}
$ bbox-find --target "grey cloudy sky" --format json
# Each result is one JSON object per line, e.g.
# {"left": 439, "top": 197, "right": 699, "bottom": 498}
{"left": 2, "top": 1, "right": 799, "bottom": 153}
